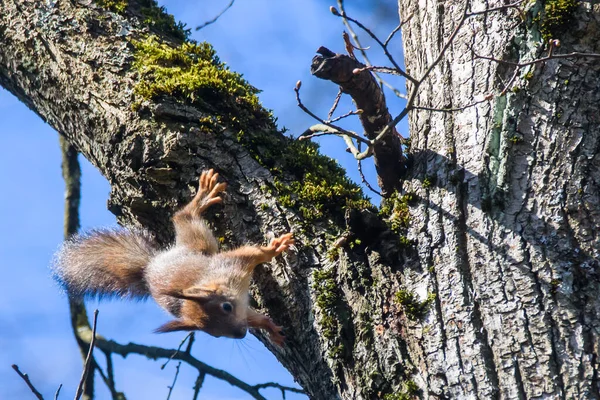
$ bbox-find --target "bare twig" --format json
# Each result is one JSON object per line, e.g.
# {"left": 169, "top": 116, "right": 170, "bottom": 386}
{"left": 75, "top": 309, "right": 99, "bottom": 400}
{"left": 92, "top": 336, "right": 302, "bottom": 400}
{"left": 161, "top": 332, "right": 194, "bottom": 370}
{"left": 329, "top": 109, "right": 363, "bottom": 124}
{"left": 12, "top": 365, "right": 44, "bottom": 400}
{"left": 473, "top": 50, "right": 600, "bottom": 68}
{"left": 165, "top": 362, "right": 182, "bottom": 400}
{"left": 191, "top": 372, "right": 206, "bottom": 400}
{"left": 196, "top": 0, "right": 235, "bottom": 31}
{"left": 328, "top": 87, "right": 343, "bottom": 120}
{"left": 353, "top": 65, "right": 404, "bottom": 76}
{"left": 358, "top": 157, "right": 382, "bottom": 197}
{"left": 54, "top": 384, "right": 63, "bottom": 400}
{"left": 294, "top": 82, "right": 370, "bottom": 146}
{"left": 335, "top": 1, "right": 409, "bottom": 99}
{"left": 334, "top": 1, "right": 417, "bottom": 84}
{"left": 252, "top": 382, "right": 306, "bottom": 397}
{"left": 412, "top": 96, "right": 492, "bottom": 113}
{"left": 185, "top": 332, "right": 195, "bottom": 354}
{"left": 466, "top": 0, "right": 524, "bottom": 17}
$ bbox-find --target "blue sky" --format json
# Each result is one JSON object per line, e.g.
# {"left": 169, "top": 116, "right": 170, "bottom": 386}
{"left": 0, "top": 1, "right": 406, "bottom": 398}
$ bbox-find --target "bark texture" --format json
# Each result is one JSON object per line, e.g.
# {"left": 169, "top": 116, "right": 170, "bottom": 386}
{"left": 399, "top": 0, "right": 600, "bottom": 398}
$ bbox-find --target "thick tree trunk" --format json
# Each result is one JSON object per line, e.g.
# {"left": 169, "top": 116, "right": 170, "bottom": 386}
{"left": 399, "top": 0, "right": 600, "bottom": 398}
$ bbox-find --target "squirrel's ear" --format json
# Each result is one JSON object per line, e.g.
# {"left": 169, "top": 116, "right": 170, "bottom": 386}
{"left": 154, "top": 319, "right": 197, "bottom": 333}
{"left": 162, "top": 286, "right": 214, "bottom": 302}
{"left": 182, "top": 286, "right": 214, "bottom": 300}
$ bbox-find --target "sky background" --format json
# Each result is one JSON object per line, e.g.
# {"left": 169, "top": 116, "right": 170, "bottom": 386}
{"left": 0, "top": 1, "right": 407, "bottom": 399}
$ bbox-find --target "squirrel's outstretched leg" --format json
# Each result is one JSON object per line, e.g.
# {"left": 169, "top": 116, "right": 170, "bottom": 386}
{"left": 220, "top": 233, "right": 295, "bottom": 272}
{"left": 247, "top": 308, "right": 285, "bottom": 346}
{"left": 172, "top": 169, "right": 227, "bottom": 254}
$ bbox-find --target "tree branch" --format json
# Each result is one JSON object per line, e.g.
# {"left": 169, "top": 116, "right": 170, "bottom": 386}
{"left": 11, "top": 365, "right": 44, "bottom": 400}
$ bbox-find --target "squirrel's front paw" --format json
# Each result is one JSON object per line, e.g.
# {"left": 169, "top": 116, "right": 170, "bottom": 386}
{"left": 265, "top": 319, "right": 285, "bottom": 347}
{"left": 267, "top": 233, "right": 295, "bottom": 257}
{"left": 196, "top": 169, "right": 227, "bottom": 212}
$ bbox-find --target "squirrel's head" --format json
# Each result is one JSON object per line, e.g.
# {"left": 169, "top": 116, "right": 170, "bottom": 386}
{"left": 155, "top": 283, "right": 249, "bottom": 339}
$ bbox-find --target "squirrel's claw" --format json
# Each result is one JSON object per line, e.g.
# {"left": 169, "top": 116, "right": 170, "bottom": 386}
{"left": 195, "top": 170, "right": 227, "bottom": 214}
{"left": 268, "top": 233, "right": 295, "bottom": 256}
{"left": 265, "top": 319, "right": 285, "bottom": 347}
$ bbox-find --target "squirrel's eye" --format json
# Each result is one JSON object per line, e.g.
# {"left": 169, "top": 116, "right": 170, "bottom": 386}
{"left": 222, "top": 302, "right": 233, "bottom": 313}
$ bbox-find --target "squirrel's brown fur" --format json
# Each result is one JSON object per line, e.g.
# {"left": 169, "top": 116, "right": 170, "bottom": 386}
{"left": 53, "top": 169, "right": 292, "bottom": 345}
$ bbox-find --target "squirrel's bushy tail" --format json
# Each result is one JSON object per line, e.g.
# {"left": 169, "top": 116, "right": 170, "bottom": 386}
{"left": 53, "top": 228, "right": 158, "bottom": 298}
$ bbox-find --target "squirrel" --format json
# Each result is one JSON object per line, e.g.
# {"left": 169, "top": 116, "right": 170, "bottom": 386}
{"left": 53, "top": 169, "right": 293, "bottom": 346}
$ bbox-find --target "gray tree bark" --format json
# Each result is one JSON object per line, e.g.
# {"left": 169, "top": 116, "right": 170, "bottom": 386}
{"left": 1, "top": 0, "right": 599, "bottom": 399}
{"left": 398, "top": 0, "right": 600, "bottom": 398}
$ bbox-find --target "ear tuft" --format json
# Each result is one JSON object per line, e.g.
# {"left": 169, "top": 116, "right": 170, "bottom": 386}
{"left": 154, "top": 319, "right": 196, "bottom": 333}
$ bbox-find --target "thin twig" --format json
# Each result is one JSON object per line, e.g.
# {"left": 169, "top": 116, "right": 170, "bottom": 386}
{"left": 165, "top": 362, "right": 182, "bottom": 400}
{"left": 161, "top": 332, "right": 194, "bottom": 370}
{"left": 328, "top": 87, "right": 343, "bottom": 120}
{"left": 294, "top": 83, "right": 370, "bottom": 146}
{"left": 353, "top": 65, "right": 404, "bottom": 76}
{"left": 196, "top": 0, "right": 235, "bottom": 30}
{"left": 358, "top": 158, "right": 382, "bottom": 197}
{"left": 191, "top": 372, "right": 206, "bottom": 400}
{"left": 384, "top": 23, "right": 404, "bottom": 47}
{"left": 412, "top": 96, "right": 492, "bottom": 113}
{"left": 54, "top": 384, "right": 62, "bottom": 400}
{"left": 94, "top": 337, "right": 278, "bottom": 400}
{"left": 11, "top": 365, "right": 44, "bottom": 400}
{"left": 252, "top": 382, "right": 305, "bottom": 396}
{"left": 473, "top": 50, "right": 600, "bottom": 67}
{"left": 185, "top": 332, "right": 195, "bottom": 354}
{"left": 466, "top": 0, "right": 524, "bottom": 17}
{"left": 336, "top": 0, "right": 409, "bottom": 98}
{"left": 329, "top": 109, "right": 363, "bottom": 124}
{"left": 335, "top": 0, "right": 416, "bottom": 83}
{"left": 75, "top": 309, "right": 99, "bottom": 400}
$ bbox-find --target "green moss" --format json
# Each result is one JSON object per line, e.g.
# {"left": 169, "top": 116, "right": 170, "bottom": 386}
{"left": 312, "top": 268, "right": 349, "bottom": 359}
{"left": 550, "top": 278, "right": 561, "bottom": 295}
{"left": 422, "top": 175, "right": 436, "bottom": 189}
{"left": 509, "top": 135, "right": 523, "bottom": 144}
{"left": 537, "top": 0, "right": 578, "bottom": 41}
{"left": 132, "top": 36, "right": 269, "bottom": 131}
{"left": 395, "top": 290, "right": 436, "bottom": 320}
{"left": 380, "top": 192, "right": 415, "bottom": 234}
{"left": 524, "top": 71, "right": 534, "bottom": 80}
{"left": 383, "top": 380, "right": 419, "bottom": 400}
{"left": 95, "top": 0, "right": 189, "bottom": 40}
{"left": 138, "top": 0, "right": 190, "bottom": 40}
{"left": 260, "top": 139, "right": 374, "bottom": 223}
{"left": 96, "top": 0, "right": 127, "bottom": 13}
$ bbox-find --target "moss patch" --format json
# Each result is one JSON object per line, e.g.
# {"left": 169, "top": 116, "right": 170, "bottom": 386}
{"left": 395, "top": 290, "right": 436, "bottom": 320}
{"left": 379, "top": 192, "right": 414, "bottom": 234}
{"left": 96, "top": 0, "right": 127, "bottom": 13}
{"left": 95, "top": 0, "right": 189, "bottom": 40}
{"left": 383, "top": 380, "right": 419, "bottom": 400}
{"left": 242, "top": 130, "right": 374, "bottom": 224}
{"left": 132, "top": 36, "right": 269, "bottom": 130}
{"left": 312, "top": 268, "right": 352, "bottom": 359}
{"left": 536, "top": 0, "right": 578, "bottom": 41}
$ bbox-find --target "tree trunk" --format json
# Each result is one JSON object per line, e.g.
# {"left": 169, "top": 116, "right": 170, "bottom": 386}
{"left": 398, "top": 0, "right": 600, "bottom": 398}
{"left": 1, "top": 0, "right": 599, "bottom": 399}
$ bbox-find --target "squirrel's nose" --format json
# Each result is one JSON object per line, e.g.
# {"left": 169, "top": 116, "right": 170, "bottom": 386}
{"left": 233, "top": 326, "right": 247, "bottom": 339}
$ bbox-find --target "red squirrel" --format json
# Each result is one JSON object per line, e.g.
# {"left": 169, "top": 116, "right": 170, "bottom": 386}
{"left": 54, "top": 169, "right": 293, "bottom": 345}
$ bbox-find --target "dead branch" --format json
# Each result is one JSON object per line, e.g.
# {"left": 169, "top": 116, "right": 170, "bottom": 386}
{"left": 12, "top": 365, "right": 44, "bottom": 400}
